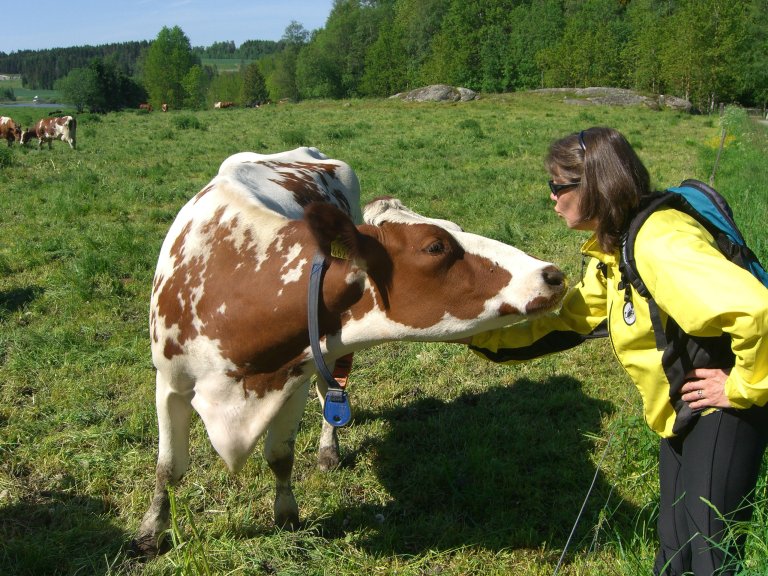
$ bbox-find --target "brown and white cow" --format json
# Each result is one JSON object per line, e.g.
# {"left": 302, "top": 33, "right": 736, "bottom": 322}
{"left": 139, "top": 103, "right": 153, "bottom": 112}
{"left": 214, "top": 100, "right": 235, "bottom": 109}
{"left": 132, "top": 147, "right": 566, "bottom": 557}
{"left": 21, "top": 116, "right": 76, "bottom": 149}
{"left": 0, "top": 116, "right": 21, "bottom": 146}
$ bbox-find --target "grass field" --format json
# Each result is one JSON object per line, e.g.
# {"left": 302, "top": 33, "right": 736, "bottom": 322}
{"left": 0, "top": 76, "right": 60, "bottom": 104}
{"left": 201, "top": 58, "right": 254, "bottom": 73}
{"left": 0, "top": 94, "right": 766, "bottom": 575}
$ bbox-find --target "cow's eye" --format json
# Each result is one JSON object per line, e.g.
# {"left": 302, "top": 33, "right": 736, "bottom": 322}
{"left": 425, "top": 240, "right": 445, "bottom": 255}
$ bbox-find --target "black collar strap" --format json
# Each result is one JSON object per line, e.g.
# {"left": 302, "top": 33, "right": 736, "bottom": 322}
{"left": 308, "top": 251, "right": 352, "bottom": 427}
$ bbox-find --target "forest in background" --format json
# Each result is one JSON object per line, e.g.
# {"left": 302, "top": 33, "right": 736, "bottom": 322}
{"left": 1, "top": 0, "right": 766, "bottom": 113}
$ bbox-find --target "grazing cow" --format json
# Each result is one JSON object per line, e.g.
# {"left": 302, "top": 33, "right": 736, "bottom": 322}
{"left": 131, "top": 147, "right": 566, "bottom": 557}
{"left": 139, "top": 103, "right": 153, "bottom": 112}
{"left": 21, "top": 116, "right": 77, "bottom": 150}
{"left": 214, "top": 101, "right": 235, "bottom": 109}
{"left": 0, "top": 116, "right": 21, "bottom": 146}
{"left": 161, "top": 103, "right": 168, "bottom": 112}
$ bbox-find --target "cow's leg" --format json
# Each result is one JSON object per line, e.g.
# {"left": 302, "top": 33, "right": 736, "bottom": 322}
{"left": 263, "top": 380, "right": 309, "bottom": 530}
{"left": 316, "top": 381, "right": 340, "bottom": 471}
{"left": 132, "top": 371, "right": 194, "bottom": 558}
{"left": 315, "top": 353, "right": 353, "bottom": 471}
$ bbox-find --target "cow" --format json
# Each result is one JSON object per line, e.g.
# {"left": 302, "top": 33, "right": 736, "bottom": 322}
{"left": 139, "top": 103, "right": 153, "bottom": 112}
{"left": 161, "top": 103, "right": 168, "bottom": 112}
{"left": 0, "top": 116, "right": 21, "bottom": 146}
{"left": 131, "top": 147, "right": 567, "bottom": 557}
{"left": 21, "top": 116, "right": 77, "bottom": 150}
{"left": 214, "top": 101, "right": 235, "bottom": 109}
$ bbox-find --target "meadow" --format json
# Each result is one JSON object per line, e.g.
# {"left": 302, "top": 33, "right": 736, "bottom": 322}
{"left": 0, "top": 94, "right": 766, "bottom": 575}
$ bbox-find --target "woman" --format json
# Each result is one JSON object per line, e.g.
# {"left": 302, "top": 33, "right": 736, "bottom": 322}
{"left": 467, "top": 127, "right": 768, "bottom": 575}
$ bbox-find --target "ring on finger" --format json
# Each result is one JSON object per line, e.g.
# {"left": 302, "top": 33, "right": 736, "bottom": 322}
{"left": 697, "top": 389, "right": 703, "bottom": 399}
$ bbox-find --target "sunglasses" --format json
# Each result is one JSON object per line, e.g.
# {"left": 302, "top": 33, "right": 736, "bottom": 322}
{"left": 548, "top": 180, "right": 580, "bottom": 197}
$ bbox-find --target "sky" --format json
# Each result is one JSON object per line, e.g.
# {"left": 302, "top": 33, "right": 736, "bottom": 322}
{"left": 1, "top": 0, "right": 336, "bottom": 53}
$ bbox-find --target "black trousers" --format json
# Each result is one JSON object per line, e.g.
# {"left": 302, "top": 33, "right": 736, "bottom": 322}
{"left": 653, "top": 405, "right": 768, "bottom": 575}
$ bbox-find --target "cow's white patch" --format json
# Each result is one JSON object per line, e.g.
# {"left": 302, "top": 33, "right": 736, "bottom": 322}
{"left": 281, "top": 263, "right": 304, "bottom": 285}
{"left": 280, "top": 245, "right": 306, "bottom": 285}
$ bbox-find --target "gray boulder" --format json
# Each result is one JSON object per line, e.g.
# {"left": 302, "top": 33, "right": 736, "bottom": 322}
{"left": 391, "top": 84, "right": 478, "bottom": 102}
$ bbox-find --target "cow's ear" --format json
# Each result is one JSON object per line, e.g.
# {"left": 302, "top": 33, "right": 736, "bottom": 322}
{"left": 304, "top": 202, "right": 362, "bottom": 262}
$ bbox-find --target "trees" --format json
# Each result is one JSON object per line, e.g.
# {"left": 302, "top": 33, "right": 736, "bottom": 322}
{"left": 359, "top": 19, "right": 408, "bottom": 96}
{"left": 6, "top": 1, "right": 768, "bottom": 110}
{"left": 181, "top": 65, "right": 208, "bottom": 109}
{"left": 240, "top": 62, "right": 269, "bottom": 106}
{"left": 642, "top": 0, "right": 752, "bottom": 112}
{"left": 360, "top": 0, "right": 449, "bottom": 96}
{"left": 537, "top": 0, "right": 627, "bottom": 88}
{"left": 1, "top": 42, "right": 148, "bottom": 90}
{"left": 141, "top": 26, "right": 200, "bottom": 109}
{"left": 741, "top": 0, "right": 768, "bottom": 112}
{"left": 55, "top": 58, "right": 146, "bottom": 112}
{"left": 56, "top": 67, "right": 99, "bottom": 112}
{"left": 265, "top": 21, "right": 308, "bottom": 101}
{"left": 506, "top": 0, "right": 565, "bottom": 90}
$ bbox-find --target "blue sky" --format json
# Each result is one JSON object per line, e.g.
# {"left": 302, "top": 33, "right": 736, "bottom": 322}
{"left": 1, "top": 0, "right": 335, "bottom": 53}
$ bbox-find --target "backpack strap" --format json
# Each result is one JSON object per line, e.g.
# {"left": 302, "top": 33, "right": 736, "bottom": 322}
{"left": 619, "top": 192, "right": 676, "bottom": 350}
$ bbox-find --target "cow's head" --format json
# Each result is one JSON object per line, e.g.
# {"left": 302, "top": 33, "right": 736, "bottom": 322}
{"left": 304, "top": 197, "right": 566, "bottom": 344}
{"left": 20, "top": 128, "right": 33, "bottom": 145}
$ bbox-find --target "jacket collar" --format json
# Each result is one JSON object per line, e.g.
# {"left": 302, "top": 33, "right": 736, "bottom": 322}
{"left": 580, "top": 235, "right": 619, "bottom": 264}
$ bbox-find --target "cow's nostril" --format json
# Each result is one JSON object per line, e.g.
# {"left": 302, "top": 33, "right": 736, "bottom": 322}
{"left": 542, "top": 265, "right": 565, "bottom": 287}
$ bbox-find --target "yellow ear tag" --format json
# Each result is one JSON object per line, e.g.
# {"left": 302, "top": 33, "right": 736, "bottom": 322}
{"left": 330, "top": 239, "right": 350, "bottom": 260}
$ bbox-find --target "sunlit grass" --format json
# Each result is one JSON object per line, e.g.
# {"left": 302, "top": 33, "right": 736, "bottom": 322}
{"left": 0, "top": 95, "right": 765, "bottom": 575}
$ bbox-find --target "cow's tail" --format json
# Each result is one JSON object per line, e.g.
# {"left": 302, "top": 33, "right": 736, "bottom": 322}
{"left": 68, "top": 116, "right": 77, "bottom": 143}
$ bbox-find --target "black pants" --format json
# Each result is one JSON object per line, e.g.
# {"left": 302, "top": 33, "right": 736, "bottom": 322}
{"left": 653, "top": 405, "right": 768, "bottom": 575}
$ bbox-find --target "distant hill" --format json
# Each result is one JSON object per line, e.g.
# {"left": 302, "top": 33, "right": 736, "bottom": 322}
{"left": 0, "top": 38, "right": 280, "bottom": 90}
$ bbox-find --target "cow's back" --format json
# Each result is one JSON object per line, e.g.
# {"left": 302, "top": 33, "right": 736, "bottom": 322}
{"left": 150, "top": 147, "right": 361, "bottom": 375}
{"left": 217, "top": 147, "right": 362, "bottom": 223}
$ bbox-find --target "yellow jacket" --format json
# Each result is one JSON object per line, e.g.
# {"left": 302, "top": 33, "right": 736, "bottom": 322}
{"left": 470, "top": 208, "right": 768, "bottom": 437}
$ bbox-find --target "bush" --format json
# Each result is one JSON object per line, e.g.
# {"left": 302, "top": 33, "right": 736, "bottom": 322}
{"left": 0, "top": 146, "right": 14, "bottom": 168}
{"left": 172, "top": 114, "right": 206, "bottom": 130}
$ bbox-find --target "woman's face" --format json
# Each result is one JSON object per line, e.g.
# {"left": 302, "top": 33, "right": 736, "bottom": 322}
{"left": 549, "top": 171, "right": 597, "bottom": 231}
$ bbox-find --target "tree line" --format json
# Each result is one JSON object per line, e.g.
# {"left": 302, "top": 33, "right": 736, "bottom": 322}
{"left": 2, "top": 0, "right": 767, "bottom": 113}
{"left": 0, "top": 42, "right": 149, "bottom": 90}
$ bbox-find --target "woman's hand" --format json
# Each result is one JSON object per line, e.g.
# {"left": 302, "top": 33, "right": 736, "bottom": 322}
{"left": 680, "top": 368, "right": 732, "bottom": 409}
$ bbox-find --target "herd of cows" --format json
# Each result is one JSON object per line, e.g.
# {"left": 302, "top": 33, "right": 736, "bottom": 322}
{"left": 0, "top": 99, "right": 280, "bottom": 151}
{"left": 0, "top": 114, "right": 76, "bottom": 149}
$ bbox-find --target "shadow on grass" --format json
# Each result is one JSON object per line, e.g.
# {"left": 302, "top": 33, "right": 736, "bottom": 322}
{"left": 322, "top": 375, "right": 642, "bottom": 556}
{"left": 0, "top": 491, "right": 127, "bottom": 575}
{"left": 0, "top": 285, "right": 43, "bottom": 318}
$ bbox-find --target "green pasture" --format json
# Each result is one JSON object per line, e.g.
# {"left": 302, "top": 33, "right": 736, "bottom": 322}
{"left": 0, "top": 95, "right": 766, "bottom": 575}
{"left": 0, "top": 76, "right": 60, "bottom": 103}
{"left": 201, "top": 58, "right": 253, "bottom": 73}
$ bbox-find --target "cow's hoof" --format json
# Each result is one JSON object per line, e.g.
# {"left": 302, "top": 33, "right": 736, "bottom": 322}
{"left": 127, "top": 534, "right": 170, "bottom": 560}
{"left": 275, "top": 512, "right": 301, "bottom": 531}
{"left": 317, "top": 446, "right": 340, "bottom": 471}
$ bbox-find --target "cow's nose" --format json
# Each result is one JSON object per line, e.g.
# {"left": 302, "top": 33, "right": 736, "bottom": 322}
{"left": 542, "top": 265, "right": 565, "bottom": 287}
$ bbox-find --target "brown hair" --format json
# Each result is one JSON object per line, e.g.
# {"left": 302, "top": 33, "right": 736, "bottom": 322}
{"left": 545, "top": 127, "right": 652, "bottom": 253}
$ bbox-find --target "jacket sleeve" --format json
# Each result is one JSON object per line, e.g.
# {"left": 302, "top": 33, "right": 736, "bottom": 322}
{"left": 469, "top": 257, "right": 609, "bottom": 363}
{"left": 635, "top": 209, "right": 768, "bottom": 408}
